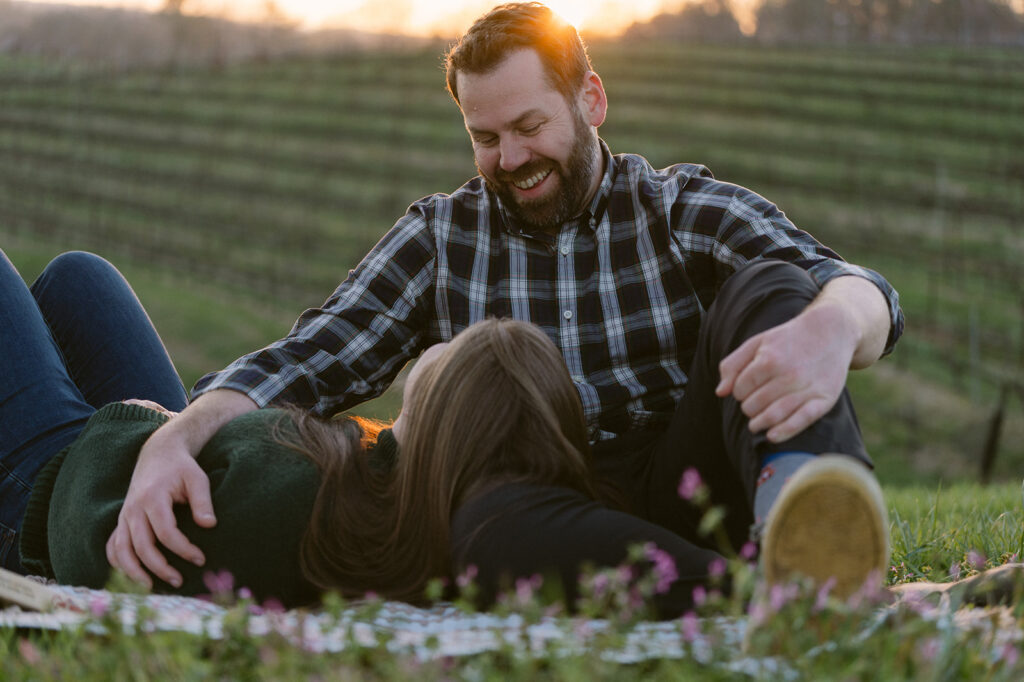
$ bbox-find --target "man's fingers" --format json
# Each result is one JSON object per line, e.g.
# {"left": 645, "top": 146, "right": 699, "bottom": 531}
{"left": 128, "top": 510, "right": 183, "bottom": 588}
{"left": 147, "top": 502, "right": 206, "bottom": 569}
{"left": 109, "top": 523, "right": 154, "bottom": 589}
{"left": 716, "top": 336, "right": 761, "bottom": 397}
{"left": 747, "top": 391, "right": 805, "bottom": 434}
{"left": 183, "top": 467, "right": 217, "bottom": 529}
{"left": 766, "top": 400, "right": 830, "bottom": 443}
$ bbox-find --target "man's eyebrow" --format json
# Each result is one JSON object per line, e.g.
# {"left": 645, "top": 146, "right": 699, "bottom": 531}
{"left": 467, "top": 109, "right": 545, "bottom": 135}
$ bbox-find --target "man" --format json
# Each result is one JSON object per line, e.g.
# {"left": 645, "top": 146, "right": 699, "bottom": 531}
{"left": 107, "top": 2, "right": 903, "bottom": 599}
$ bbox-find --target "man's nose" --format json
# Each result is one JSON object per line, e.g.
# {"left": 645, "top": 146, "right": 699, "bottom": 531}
{"left": 498, "top": 135, "right": 529, "bottom": 173}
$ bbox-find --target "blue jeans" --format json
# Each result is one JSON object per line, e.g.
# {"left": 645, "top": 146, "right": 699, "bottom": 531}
{"left": 0, "top": 250, "right": 187, "bottom": 572}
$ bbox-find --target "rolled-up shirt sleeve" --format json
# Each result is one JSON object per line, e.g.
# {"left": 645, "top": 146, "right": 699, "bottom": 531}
{"left": 193, "top": 204, "right": 438, "bottom": 416}
{"left": 693, "top": 179, "right": 904, "bottom": 355}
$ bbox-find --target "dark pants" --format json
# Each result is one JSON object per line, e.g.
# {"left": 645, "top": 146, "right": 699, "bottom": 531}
{"left": 0, "top": 250, "right": 187, "bottom": 572}
{"left": 592, "top": 259, "right": 871, "bottom": 553}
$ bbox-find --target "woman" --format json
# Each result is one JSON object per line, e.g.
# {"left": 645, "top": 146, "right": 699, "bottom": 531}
{"left": 3, "top": 250, "right": 722, "bottom": 616}
{"left": 308, "top": 317, "right": 724, "bottom": 615}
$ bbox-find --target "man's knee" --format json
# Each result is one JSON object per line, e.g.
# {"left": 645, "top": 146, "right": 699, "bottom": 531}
{"left": 718, "top": 259, "right": 819, "bottom": 305}
{"left": 701, "top": 260, "right": 821, "bottom": 352}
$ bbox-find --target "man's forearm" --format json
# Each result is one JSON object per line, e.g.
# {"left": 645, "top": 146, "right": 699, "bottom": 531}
{"left": 807, "top": 275, "right": 891, "bottom": 370}
{"left": 159, "top": 389, "right": 259, "bottom": 455}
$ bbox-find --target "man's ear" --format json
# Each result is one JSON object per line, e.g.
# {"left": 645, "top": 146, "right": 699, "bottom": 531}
{"left": 578, "top": 71, "right": 607, "bottom": 128}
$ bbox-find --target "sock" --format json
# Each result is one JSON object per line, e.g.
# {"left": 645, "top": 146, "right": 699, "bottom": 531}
{"left": 753, "top": 451, "right": 816, "bottom": 525}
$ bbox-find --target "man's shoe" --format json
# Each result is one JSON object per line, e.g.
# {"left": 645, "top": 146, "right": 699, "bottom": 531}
{"left": 761, "top": 454, "right": 890, "bottom": 599}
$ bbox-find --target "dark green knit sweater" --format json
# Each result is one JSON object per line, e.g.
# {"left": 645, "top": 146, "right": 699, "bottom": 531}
{"left": 19, "top": 403, "right": 397, "bottom": 608}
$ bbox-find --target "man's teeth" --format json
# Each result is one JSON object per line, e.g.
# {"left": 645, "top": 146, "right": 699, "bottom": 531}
{"left": 513, "top": 169, "right": 551, "bottom": 190}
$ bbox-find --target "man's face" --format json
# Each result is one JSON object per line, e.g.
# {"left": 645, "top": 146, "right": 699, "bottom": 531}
{"left": 456, "top": 49, "right": 601, "bottom": 231}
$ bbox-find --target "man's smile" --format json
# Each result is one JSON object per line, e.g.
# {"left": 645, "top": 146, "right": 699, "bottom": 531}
{"left": 512, "top": 168, "right": 552, "bottom": 191}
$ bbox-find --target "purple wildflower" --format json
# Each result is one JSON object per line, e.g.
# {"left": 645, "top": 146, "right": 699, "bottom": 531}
{"left": 692, "top": 585, "right": 707, "bottom": 607}
{"left": 708, "top": 557, "right": 727, "bottom": 578}
{"left": 967, "top": 550, "right": 987, "bottom": 571}
{"left": 645, "top": 544, "right": 679, "bottom": 594}
{"left": 740, "top": 541, "right": 758, "bottom": 561}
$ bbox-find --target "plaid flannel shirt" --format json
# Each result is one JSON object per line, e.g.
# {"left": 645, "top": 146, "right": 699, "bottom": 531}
{"left": 194, "top": 142, "right": 903, "bottom": 439}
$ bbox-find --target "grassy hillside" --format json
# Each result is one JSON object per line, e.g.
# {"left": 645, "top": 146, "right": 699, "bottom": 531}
{"left": 1, "top": 42, "right": 1022, "bottom": 484}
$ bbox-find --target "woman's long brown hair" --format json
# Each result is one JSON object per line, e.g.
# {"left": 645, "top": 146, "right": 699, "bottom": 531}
{"left": 294, "top": 318, "right": 595, "bottom": 603}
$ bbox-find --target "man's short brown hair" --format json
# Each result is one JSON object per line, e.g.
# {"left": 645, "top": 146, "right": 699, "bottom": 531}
{"left": 445, "top": 2, "right": 593, "bottom": 106}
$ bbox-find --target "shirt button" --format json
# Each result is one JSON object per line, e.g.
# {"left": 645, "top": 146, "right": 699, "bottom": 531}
{"left": 589, "top": 217, "right": 596, "bottom": 228}
{"left": 563, "top": 310, "right": 573, "bottom": 320}
{"left": 560, "top": 246, "right": 570, "bottom": 256}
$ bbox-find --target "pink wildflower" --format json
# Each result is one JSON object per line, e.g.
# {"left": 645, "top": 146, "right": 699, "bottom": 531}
{"left": 813, "top": 577, "right": 836, "bottom": 612}
{"left": 680, "top": 610, "right": 700, "bottom": 643}
{"left": 515, "top": 574, "right": 542, "bottom": 606}
{"left": 747, "top": 600, "right": 767, "bottom": 626}
{"left": 692, "top": 585, "right": 707, "bottom": 607}
{"left": 948, "top": 562, "right": 961, "bottom": 581}
{"left": 89, "top": 594, "right": 110, "bottom": 618}
{"left": 627, "top": 586, "right": 644, "bottom": 612}
{"left": 262, "top": 598, "right": 285, "bottom": 614}
{"left": 677, "top": 468, "right": 703, "bottom": 501}
{"left": 590, "top": 572, "right": 610, "bottom": 599}
{"left": 456, "top": 564, "right": 478, "bottom": 589}
{"left": 1000, "top": 642, "right": 1020, "bottom": 667}
{"left": 740, "top": 541, "right": 758, "bottom": 561}
{"left": 708, "top": 557, "right": 727, "bottom": 578}
{"left": 17, "top": 638, "right": 41, "bottom": 665}
{"left": 769, "top": 583, "right": 790, "bottom": 612}
{"left": 967, "top": 550, "right": 986, "bottom": 571}
{"left": 202, "top": 569, "right": 234, "bottom": 595}
{"left": 916, "top": 637, "right": 941, "bottom": 662}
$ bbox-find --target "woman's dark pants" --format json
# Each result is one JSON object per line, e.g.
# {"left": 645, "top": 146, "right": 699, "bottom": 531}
{"left": 0, "top": 251, "right": 187, "bottom": 572}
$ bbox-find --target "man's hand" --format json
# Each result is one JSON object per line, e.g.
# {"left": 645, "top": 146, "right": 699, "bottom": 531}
{"left": 715, "top": 276, "right": 890, "bottom": 443}
{"left": 106, "top": 389, "right": 258, "bottom": 588}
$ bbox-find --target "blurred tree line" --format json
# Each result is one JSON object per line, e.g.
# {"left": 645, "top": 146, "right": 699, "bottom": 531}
{"left": 625, "top": 0, "right": 1024, "bottom": 45}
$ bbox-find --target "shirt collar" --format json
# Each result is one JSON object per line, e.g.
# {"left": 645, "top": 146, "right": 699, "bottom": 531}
{"left": 495, "top": 139, "right": 617, "bottom": 238}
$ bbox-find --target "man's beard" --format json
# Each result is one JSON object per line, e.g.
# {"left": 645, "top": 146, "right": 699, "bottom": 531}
{"left": 479, "top": 109, "right": 598, "bottom": 232}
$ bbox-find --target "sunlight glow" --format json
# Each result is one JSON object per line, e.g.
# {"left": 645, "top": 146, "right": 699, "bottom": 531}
{"left": 23, "top": 0, "right": 709, "bottom": 36}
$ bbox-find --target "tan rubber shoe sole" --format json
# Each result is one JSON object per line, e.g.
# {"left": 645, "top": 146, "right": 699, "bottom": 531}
{"left": 761, "top": 454, "right": 890, "bottom": 599}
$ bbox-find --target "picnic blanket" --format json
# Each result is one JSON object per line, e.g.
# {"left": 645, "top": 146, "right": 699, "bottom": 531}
{"left": 1, "top": 578, "right": 1020, "bottom": 674}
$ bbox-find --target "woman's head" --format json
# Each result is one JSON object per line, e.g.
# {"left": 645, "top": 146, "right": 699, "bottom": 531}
{"left": 400, "top": 318, "right": 591, "bottom": 509}
{"left": 298, "top": 318, "right": 592, "bottom": 604}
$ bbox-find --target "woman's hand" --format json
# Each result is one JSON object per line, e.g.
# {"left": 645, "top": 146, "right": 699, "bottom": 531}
{"left": 122, "top": 398, "right": 179, "bottom": 418}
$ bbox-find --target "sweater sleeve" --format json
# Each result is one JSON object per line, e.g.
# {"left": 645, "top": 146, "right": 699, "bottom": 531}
{"left": 20, "top": 402, "right": 167, "bottom": 578}
{"left": 37, "top": 404, "right": 323, "bottom": 607}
